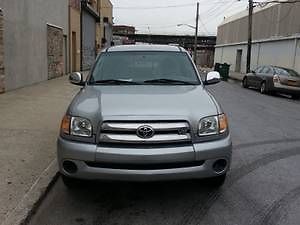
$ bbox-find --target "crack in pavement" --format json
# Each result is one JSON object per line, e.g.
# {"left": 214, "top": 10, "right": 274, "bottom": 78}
{"left": 249, "top": 186, "right": 300, "bottom": 225}
{"left": 234, "top": 138, "right": 300, "bottom": 150}
{"left": 177, "top": 146, "right": 300, "bottom": 225}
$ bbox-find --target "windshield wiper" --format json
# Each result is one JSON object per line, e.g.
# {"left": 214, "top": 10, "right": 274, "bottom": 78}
{"left": 91, "top": 79, "right": 140, "bottom": 85}
{"left": 144, "top": 78, "right": 196, "bottom": 85}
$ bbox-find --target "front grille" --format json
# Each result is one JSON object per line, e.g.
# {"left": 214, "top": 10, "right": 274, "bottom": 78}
{"left": 99, "top": 121, "right": 191, "bottom": 144}
{"left": 85, "top": 161, "right": 204, "bottom": 170}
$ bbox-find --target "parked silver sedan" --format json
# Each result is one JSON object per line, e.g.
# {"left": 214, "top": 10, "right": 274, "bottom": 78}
{"left": 242, "top": 65, "right": 300, "bottom": 99}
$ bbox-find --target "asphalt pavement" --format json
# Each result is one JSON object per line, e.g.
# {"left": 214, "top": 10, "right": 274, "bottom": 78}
{"left": 28, "top": 80, "right": 300, "bottom": 225}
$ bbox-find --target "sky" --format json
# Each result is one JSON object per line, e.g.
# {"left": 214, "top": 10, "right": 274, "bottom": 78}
{"left": 110, "top": 0, "right": 250, "bottom": 35}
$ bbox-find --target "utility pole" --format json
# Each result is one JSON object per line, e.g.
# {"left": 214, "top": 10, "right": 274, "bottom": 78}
{"left": 246, "top": 0, "right": 253, "bottom": 73}
{"left": 194, "top": 2, "right": 199, "bottom": 65}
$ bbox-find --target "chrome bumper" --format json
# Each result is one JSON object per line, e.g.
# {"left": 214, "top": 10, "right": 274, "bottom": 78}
{"left": 57, "top": 136, "right": 232, "bottom": 181}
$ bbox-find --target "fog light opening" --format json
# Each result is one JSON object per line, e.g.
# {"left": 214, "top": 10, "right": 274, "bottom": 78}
{"left": 63, "top": 160, "right": 78, "bottom": 174}
{"left": 213, "top": 159, "right": 227, "bottom": 173}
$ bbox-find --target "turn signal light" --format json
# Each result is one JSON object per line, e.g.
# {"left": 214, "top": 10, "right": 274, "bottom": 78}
{"left": 61, "top": 115, "right": 71, "bottom": 135}
{"left": 219, "top": 114, "right": 228, "bottom": 134}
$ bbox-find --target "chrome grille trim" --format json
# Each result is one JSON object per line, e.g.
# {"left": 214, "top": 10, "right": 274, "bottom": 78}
{"left": 100, "top": 121, "right": 191, "bottom": 144}
{"left": 101, "top": 122, "right": 189, "bottom": 132}
{"left": 100, "top": 133, "right": 191, "bottom": 144}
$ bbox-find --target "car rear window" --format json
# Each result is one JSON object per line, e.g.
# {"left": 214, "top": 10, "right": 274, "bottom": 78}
{"left": 275, "top": 67, "right": 300, "bottom": 77}
{"left": 90, "top": 51, "right": 200, "bottom": 84}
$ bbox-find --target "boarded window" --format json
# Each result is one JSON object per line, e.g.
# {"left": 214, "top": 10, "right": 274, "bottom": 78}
{"left": 47, "top": 25, "right": 64, "bottom": 79}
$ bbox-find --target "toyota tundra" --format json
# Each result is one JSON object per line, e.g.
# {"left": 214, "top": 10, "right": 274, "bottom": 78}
{"left": 57, "top": 45, "right": 232, "bottom": 188}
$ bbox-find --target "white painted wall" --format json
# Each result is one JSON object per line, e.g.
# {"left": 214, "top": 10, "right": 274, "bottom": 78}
{"left": 214, "top": 38, "right": 300, "bottom": 74}
{"left": 295, "top": 39, "right": 300, "bottom": 73}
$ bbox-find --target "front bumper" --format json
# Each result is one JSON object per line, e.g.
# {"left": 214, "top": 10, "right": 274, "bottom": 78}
{"left": 57, "top": 136, "right": 232, "bottom": 181}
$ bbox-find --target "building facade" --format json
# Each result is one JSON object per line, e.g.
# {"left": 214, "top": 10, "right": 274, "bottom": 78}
{"left": 113, "top": 25, "right": 136, "bottom": 36}
{"left": 81, "top": 0, "right": 100, "bottom": 70}
{"left": 0, "top": 0, "right": 69, "bottom": 91}
{"left": 97, "top": 0, "right": 113, "bottom": 49}
{"left": 214, "top": 2, "right": 300, "bottom": 74}
{"left": 69, "top": 0, "right": 81, "bottom": 72}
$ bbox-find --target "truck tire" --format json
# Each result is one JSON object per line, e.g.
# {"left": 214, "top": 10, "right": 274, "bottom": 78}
{"left": 206, "top": 174, "right": 227, "bottom": 188}
{"left": 61, "top": 174, "right": 82, "bottom": 189}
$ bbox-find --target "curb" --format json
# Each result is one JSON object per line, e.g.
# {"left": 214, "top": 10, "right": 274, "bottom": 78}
{"left": 228, "top": 77, "right": 243, "bottom": 83}
{"left": 1, "top": 160, "right": 59, "bottom": 225}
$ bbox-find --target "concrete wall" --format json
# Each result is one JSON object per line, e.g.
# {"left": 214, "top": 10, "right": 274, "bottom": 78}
{"left": 0, "top": 0, "right": 68, "bottom": 91}
{"left": 0, "top": 8, "right": 4, "bottom": 93}
{"left": 214, "top": 38, "right": 300, "bottom": 74}
{"left": 217, "top": 3, "right": 300, "bottom": 45}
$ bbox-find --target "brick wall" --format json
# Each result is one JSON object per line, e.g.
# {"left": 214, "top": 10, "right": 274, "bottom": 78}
{"left": 47, "top": 25, "right": 64, "bottom": 79}
{"left": 0, "top": 9, "right": 5, "bottom": 93}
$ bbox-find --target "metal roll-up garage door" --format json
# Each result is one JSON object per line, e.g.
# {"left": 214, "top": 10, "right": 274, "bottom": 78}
{"left": 81, "top": 6, "right": 97, "bottom": 71}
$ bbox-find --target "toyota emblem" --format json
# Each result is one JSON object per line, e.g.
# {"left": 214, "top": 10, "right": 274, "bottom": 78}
{"left": 136, "top": 125, "right": 155, "bottom": 139}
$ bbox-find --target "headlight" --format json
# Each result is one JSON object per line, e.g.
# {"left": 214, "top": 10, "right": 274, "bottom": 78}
{"left": 198, "top": 114, "right": 228, "bottom": 136}
{"left": 60, "top": 115, "right": 92, "bottom": 137}
{"left": 71, "top": 117, "right": 92, "bottom": 137}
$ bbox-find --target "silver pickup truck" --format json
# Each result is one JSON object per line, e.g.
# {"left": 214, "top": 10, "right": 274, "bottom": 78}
{"left": 58, "top": 45, "right": 232, "bottom": 188}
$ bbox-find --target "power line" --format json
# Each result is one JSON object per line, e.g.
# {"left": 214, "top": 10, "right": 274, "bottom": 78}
{"left": 114, "top": 3, "right": 195, "bottom": 10}
{"left": 254, "top": 0, "right": 300, "bottom": 4}
{"left": 111, "top": 0, "right": 239, "bottom": 10}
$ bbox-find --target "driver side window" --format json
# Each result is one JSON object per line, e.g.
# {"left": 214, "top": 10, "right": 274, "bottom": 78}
{"left": 261, "top": 67, "right": 270, "bottom": 74}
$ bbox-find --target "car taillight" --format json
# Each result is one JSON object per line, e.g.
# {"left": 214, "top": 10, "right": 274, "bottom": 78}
{"left": 273, "top": 75, "right": 280, "bottom": 83}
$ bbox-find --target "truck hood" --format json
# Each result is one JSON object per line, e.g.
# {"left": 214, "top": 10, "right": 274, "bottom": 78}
{"left": 68, "top": 85, "right": 219, "bottom": 131}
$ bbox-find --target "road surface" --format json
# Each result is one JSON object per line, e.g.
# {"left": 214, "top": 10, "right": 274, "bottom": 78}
{"left": 29, "top": 80, "right": 300, "bottom": 225}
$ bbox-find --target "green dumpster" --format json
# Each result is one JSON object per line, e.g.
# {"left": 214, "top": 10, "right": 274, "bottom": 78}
{"left": 218, "top": 63, "right": 230, "bottom": 81}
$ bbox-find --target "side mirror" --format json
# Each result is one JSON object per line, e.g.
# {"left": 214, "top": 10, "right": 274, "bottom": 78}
{"left": 69, "top": 72, "right": 85, "bottom": 86}
{"left": 204, "top": 71, "right": 221, "bottom": 85}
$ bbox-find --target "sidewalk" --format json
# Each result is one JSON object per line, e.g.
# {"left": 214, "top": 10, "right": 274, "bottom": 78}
{"left": 0, "top": 75, "right": 81, "bottom": 224}
{"left": 229, "top": 71, "right": 245, "bottom": 81}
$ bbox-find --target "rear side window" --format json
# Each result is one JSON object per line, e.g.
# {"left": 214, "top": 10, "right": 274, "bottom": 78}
{"left": 90, "top": 51, "right": 200, "bottom": 83}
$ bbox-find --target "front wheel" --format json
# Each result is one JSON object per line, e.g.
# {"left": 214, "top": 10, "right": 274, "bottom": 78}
{"left": 292, "top": 94, "right": 300, "bottom": 100}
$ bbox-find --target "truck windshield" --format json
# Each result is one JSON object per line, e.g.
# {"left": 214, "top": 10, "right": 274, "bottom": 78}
{"left": 89, "top": 51, "right": 200, "bottom": 85}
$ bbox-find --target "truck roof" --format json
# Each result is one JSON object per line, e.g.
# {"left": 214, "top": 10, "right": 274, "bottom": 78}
{"left": 105, "top": 44, "right": 185, "bottom": 52}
